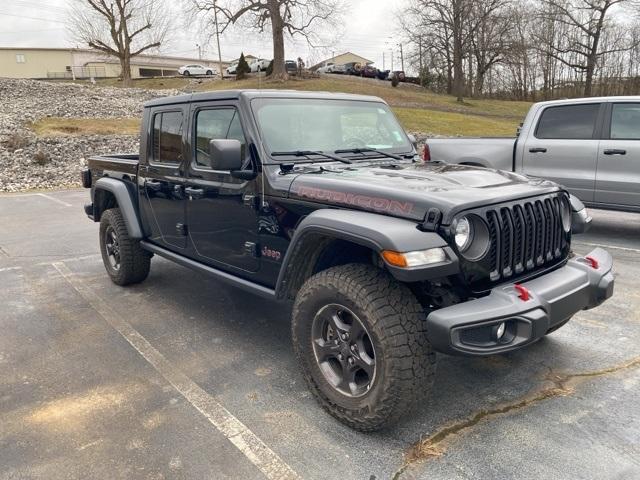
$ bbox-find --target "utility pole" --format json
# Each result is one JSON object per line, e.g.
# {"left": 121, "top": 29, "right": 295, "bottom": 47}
{"left": 382, "top": 51, "right": 385, "bottom": 70}
{"left": 418, "top": 37, "right": 423, "bottom": 74}
{"left": 390, "top": 49, "right": 394, "bottom": 71}
{"left": 398, "top": 43, "right": 404, "bottom": 72}
{"left": 196, "top": 43, "right": 202, "bottom": 60}
{"left": 213, "top": 1, "right": 224, "bottom": 78}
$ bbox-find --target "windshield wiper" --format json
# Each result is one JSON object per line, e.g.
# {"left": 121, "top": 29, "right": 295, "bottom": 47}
{"left": 334, "top": 148, "right": 405, "bottom": 161}
{"left": 271, "top": 150, "right": 352, "bottom": 164}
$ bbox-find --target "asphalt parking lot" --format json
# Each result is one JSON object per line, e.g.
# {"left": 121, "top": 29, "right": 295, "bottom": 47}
{"left": 1, "top": 189, "right": 639, "bottom": 480}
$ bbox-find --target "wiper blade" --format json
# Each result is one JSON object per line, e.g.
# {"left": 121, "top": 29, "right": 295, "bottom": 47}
{"left": 334, "top": 148, "right": 404, "bottom": 161}
{"left": 271, "top": 150, "right": 352, "bottom": 164}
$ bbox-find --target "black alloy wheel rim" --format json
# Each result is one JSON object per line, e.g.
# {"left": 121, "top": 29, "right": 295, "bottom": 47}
{"left": 104, "top": 226, "right": 121, "bottom": 271}
{"left": 311, "top": 304, "right": 376, "bottom": 398}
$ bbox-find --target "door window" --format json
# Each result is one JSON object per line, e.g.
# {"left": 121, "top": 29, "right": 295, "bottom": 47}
{"left": 194, "top": 108, "right": 246, "bottom": 168}
{"left": 610, "top": 103, "right": 640, "bottom": 140}
{"left": 535, "top": 104, "right": 600, "bottom": 139}
{"left": 152, "top": 111, "right": 183, "bottom": 164}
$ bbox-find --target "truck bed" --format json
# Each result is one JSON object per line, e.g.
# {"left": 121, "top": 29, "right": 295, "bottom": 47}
{"left": 88, "top": 154, "right": 139, "bottom": 176}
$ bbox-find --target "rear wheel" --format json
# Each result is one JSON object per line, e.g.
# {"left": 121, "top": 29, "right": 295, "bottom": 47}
{"left": 99, "top": 208, "right": 151, "bottom": 286}
{"left": 183, "top": 70, "right": 190, "bottom": 76}
{"left": 292, "top": 264, "right": 436, "bottom": 431}
{"left": 206, "top": 70, "right": 213, "bottom": 76}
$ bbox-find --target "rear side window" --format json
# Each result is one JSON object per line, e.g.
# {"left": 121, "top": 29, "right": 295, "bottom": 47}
{"left": 152, "top": 111, "right": 183, "bottom": 163}
{"left": 535, "top": 104, "right": 600, "bottom": 139}
{"left": 610, "top": 103, "right": 640, "bottom": 140}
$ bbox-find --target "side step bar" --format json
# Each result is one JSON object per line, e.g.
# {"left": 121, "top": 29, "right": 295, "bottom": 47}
{"left": 140, "top": 241, "right": 276, "bottom": 300}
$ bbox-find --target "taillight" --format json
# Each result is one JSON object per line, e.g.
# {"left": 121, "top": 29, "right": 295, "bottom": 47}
{"left": 422, "top": 143, "right": 431, "bottom": 162}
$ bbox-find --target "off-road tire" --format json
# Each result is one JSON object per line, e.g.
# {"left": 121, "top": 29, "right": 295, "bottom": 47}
{"left": 292, "top": 263, "right": 437, "bottom": 431}
{"left": 99, "top": 208, "right": 151, "bottom": 286}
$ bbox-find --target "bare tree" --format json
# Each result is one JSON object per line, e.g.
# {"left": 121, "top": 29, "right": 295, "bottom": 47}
{"left": 69, "top": 0, "right": 170, "bottom": 86}
{"left": 540, "top": 0, "right": 630, "bottom": 96}
{"left": 191, "top": 0, "right": 343, "bottom": 79}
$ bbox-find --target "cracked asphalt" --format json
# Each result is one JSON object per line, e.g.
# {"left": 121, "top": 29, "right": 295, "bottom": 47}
{"left": 1, "top": 189, "right": 639, "bottom": 480}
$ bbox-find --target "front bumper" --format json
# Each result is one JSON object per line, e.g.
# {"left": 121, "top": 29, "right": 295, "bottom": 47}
{"left": 426, "top": 248, "right": 614, "bottom": 356}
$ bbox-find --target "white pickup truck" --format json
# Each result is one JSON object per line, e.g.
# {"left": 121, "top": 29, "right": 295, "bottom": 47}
{"left": 425, "top": 96, "right": 640, "bottom": 213}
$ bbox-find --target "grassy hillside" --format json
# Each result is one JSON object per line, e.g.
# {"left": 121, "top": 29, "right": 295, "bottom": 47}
{"left": 50, "top": 75, "right": 530, "bottom": 137}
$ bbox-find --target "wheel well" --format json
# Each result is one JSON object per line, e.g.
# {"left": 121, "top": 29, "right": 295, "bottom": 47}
{"left": 93, "top": 189, "right": 117, "bottom": 221}
{"left": 460, "top": 161, "right": 485, "bottom": 168}
{"left": 278, "top": 234, "right": 377, "bottom": 300}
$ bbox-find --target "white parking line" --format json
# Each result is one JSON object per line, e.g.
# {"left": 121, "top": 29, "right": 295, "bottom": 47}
{"left": 51, "top": 262, "right": 300, "bottom": 480}
{"left": 574, "top": 241, "right": 640, "bottom": 255}
{"left": 0, "top": 266, "right": 22, "bottom": 272}
{"left": 37, "top": 193, "right": 73, "bottom": 207}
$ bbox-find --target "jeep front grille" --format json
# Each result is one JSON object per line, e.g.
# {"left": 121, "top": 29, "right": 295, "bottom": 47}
{"left": 458, "top": 193, "right": 570, "bottom": 290}
{"left": 486, "top": 196, "right": 568, "bottom": 281}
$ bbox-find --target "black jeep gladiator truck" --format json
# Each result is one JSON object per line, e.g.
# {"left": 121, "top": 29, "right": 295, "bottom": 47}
{"left": 82, "top": 90, "right": 614, "bottom": 431}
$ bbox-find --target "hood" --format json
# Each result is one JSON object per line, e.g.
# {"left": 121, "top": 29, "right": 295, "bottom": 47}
{"left": 287, "top": 162, "right": 563, "bottom": 224}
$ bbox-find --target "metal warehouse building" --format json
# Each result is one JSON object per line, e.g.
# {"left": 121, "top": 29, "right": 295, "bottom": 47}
{"left": 0, "top": 47, "right": 226, "bottom": 79}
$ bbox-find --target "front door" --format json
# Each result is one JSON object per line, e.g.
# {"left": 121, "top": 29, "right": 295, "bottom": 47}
{"left": 141, "top": 108, "right": 187, "bottom": 249}
{"left": 595, "top": 102, "right": 640, "bottom": 208}
{"left": 522, "top": 103, "right": 602, "bottom": 202}
{"left": 185, "top": 104, "right": 260, "bottom": 273}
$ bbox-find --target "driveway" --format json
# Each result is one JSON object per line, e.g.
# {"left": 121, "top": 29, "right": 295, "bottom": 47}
{"left": 1, "top": 189, "right": 639, "bottom": 480}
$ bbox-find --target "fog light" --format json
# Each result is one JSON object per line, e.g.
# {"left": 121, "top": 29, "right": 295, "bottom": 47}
{"left": 493, "top": 322, "right": 506, "bottom": 341}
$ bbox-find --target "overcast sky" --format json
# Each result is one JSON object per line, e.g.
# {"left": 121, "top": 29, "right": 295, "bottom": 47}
{"left": 0, "top": 0, "right": 405, "bottom": 69}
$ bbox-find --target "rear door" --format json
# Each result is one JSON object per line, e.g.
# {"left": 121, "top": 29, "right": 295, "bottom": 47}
{"left": 522, "top": 103, "right": 603, "bottom": 202}
{"left": 595, "top": 102, "right": 640, "bottom": 208}
{"left": 140, "top": 107, "right": 188, "bottom": 249}
{"left": 184, "top": 102, "right": 260, "bottom": 273}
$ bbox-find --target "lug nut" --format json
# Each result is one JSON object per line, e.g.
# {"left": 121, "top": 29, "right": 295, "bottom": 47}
{"left": 341, "top": 333, "right": 349, "bottom": 341}
{"left": 350, "top": 344, "right": 357, "bottom": 352}
{"left": 338, "top": 354, "right": 344, "bottom": 361}
{"left": 348, "top": 357, "right": 355, "bottom": 365}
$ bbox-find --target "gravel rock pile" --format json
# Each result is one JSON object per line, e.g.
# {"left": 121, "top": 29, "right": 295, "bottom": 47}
{"left": 0, "top": 79, "right": 178, "bottom": 192}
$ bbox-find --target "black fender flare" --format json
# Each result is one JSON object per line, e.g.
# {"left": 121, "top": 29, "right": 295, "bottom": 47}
{"left": 93, "top": 177, "right": 144, "bottom": 239}
{"left": 275, "top": 209, "right": 458, "bottom": 300}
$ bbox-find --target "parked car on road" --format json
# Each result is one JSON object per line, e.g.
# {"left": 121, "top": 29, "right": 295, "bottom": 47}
{"left": 285, "top": 60, "right": 297, "bottom": 75}
{"left": 82, "top": 90, "right": 610, "bottom": 431}
{"left": 425, "top": 97, "right": 640, "bottom": 213}
{"left": 249, "top": 58, "right": 270, "bottom": 73}
{"left": 388, "top": 70, "right": 406, "bottom": 82}
{"left": 178, "top": 64, "right": 216, "bottom": 76}
{"left": 317, "top": 62, "right": 335, "bottom": 74}
{"left": 360, "top": 65, "right": 378, "bottom": 78}
{"left": 225, "top": 63, "right": 238, "bottom": 76}
{"left": 376, "top": 69, "right": 390, "bottom": 80}
{"left": 343, "top": 62, "right": 361, "bottom": 75}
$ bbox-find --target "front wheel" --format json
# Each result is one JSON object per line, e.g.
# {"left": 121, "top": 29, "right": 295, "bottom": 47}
{"left": 292, "top": 264, "right": 437, "bottom": 431}
{"left": 206, "top": 70, "right": 213, "bottom": 76}
{"left": 99, "top": 208, "right": 151, "bottom": 286}
{"left": 183, "top": 70, "right": 190, "bottom": 76}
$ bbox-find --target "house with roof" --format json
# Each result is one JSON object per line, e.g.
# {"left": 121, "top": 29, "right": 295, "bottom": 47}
{"left": 310, "top": 52, "right": 374, "bottom": 71}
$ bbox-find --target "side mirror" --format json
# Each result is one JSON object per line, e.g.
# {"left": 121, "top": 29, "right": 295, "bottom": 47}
{"left": 406, "top": 133, "right": 417, "bottom": 148}
{"left": 209, "top": 139, "right": 243, "bottom": 171}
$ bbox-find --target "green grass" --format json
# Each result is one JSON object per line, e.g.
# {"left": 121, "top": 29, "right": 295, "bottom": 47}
{"left": 49, "top": 75, "right": 529, "bottom": 137}
{"left": 394, "top": 107, "right": 518, "bottom": 136}
{"left": 30, "top": 117, "right": 141, "bottom": 136}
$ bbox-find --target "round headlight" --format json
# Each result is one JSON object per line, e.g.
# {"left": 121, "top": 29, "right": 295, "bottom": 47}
{"left": 455, "top": 217, "right": 473, "bottom": 251}
{"left": 560, "top": 199, "right": 571, "bottom": 232}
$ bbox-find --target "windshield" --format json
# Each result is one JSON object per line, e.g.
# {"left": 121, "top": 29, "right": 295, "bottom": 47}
{"left": 251, "top": 98, "right": 412, "bottom": 157}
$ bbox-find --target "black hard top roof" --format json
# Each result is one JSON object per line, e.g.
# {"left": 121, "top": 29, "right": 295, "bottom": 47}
{"left": 143, "top": 89, "right": 386, "bottom": 108}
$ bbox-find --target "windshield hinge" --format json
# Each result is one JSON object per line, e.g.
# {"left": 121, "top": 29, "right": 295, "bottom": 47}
{"left": 421, "top": 208, "right": 442, "bottom": 231}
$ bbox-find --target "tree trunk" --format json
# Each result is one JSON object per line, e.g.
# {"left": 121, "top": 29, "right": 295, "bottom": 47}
{"left": 120, "top": 54, "right": 132, "bottom": 87}
{"left": 452, "top": 35, "right": 465, "bottom": 102}
{"left": 268, "top": 0, "right": 287, "bottom": 80}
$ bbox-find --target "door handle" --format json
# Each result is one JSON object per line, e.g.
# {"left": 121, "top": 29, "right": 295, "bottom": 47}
{"left": 529, "top": 147, "right": 547, "bottom": 153}
{"left": 145, "top": 180, "right": 162, "bottom": 191}
{"left": 603, "top": 149, "right": 626, "bottom": 155}
{"left": 185, "top": 186, "right": 204, "bottom": 199}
